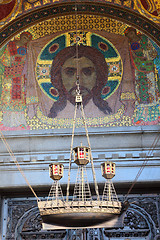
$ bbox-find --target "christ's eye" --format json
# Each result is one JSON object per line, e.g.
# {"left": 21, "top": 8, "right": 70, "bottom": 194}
{"left": 82, "top": 67, "right": 94, "bottom": 76}
{"left": 64, "top": 67, "right": 76, "bottom": 77}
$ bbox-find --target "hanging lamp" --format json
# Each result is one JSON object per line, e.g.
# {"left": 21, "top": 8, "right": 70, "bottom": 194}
{"left": 38, "top": 88, "right": 127, "bottom": 229}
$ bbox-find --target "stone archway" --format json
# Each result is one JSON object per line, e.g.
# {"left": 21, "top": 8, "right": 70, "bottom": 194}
{"left": 14, "top": 202, "right": 158, "bottom": 240}
{"left": 104, "top": 203, "right": 157, "bottom": 240}
{"left": 14, "top": 206, "right": 66, "bottom": 240}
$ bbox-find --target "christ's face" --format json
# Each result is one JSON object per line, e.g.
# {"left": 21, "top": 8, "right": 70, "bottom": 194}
{"left": 61, "top": 56, "right": 97, "bottom": 97}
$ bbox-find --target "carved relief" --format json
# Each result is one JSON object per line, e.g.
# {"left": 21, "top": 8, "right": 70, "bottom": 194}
{"left": 6, "top": 200, "right": 37, "bottom": 240}
{"left": 22, "top": 213, "right": 42, "bottom": 232}
{"left": 124, "top": 210, "right": 148, "bottom": 229}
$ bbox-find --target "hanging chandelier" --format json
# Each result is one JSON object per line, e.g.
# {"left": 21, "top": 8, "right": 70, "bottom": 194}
{"left": 38, "top": 88, "right": 127, "bottom": 230}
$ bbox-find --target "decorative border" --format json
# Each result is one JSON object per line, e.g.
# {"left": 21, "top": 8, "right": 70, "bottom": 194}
{"left": 0, "top": 2, "right": 160, "bottom": 47}
{"left": 135, "top": 0, "right": 160, "bottom": 24}
{"left": 0, "top": 0, "right": 21, "bottom": 26}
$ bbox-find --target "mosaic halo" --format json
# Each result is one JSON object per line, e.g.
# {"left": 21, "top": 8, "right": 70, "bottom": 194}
{"left": 36, "top": 31, "right": 123, "bottom": 101}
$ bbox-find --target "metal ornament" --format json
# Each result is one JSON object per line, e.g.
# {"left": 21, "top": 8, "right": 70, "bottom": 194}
{"left": 38, "top": 92, "right": 127, "bottom": 229}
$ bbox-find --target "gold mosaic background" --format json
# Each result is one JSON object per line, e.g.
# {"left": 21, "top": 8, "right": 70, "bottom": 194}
{"left": 27, "top": 15, "right": 128, "bottom": 40}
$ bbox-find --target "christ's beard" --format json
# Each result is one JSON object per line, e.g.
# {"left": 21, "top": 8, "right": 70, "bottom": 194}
{"left": 67, "top": 86, "right": 93, "bottom": 106}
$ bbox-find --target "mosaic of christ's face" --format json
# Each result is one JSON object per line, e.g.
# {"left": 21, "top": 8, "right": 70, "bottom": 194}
{"left": 61, "top": 56, "right": 97, "bottom": 97}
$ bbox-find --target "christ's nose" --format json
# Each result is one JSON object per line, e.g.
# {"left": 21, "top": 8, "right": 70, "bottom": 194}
{"left": 77, "top": 71, "right": 85, "bottom": 87}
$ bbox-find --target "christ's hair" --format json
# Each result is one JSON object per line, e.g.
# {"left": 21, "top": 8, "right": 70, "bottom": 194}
{"left": 48, "top": 45, "right": 112, "bottom": 118}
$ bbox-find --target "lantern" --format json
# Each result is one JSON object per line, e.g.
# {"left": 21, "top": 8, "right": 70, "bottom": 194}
{"left": 73, "top": 146, "right": 90, "bottom": 165}
{"left": 76, "top": 94, "right": 82, "bottom": 103}
{"left": 101, "top": 161, "right": 115, "bottom": 179}
{"left": 49, "top": 163, "right": 64, "bottom": 180}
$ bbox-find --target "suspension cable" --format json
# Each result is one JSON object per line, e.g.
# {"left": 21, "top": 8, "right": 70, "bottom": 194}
{"left": 80, "top": 102, "right": 100, "bottom": 201}
{"left": 66, "top": 103, "right": 78, "bottom": 202}
{"left": 75, "top": 0, "right": 79, "bottom": 87}
{"left": 0, "top": 130, "right": 40, "bottom": 201}
{"left": 124, "top": 131, "right": 160, "bottom": 202}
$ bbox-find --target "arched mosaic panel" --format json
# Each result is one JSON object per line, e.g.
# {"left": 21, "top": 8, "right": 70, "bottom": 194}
{"left": 0, "top": 14, "right": 160, "bottom": 130}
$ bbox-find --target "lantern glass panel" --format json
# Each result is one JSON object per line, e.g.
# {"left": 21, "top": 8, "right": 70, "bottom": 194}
{"left": 54, "top": 165, "right": 58, "bottom": 175}
{"left": 79, "top": 148, "right": 84, "bottom": 159}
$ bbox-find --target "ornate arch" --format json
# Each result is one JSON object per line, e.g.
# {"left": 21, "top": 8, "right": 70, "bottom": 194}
{"left": 14, "top": 202, "right": 158, "bottom": 239}
{"left": 0, "top": 2, "right": 160, "bottom": 48}
{"left": 15, "top": 207, "right": 41, "bottom": 240}
{"left": 128, "top": 204, "right": 157, "bottom": 238}
{"left": 104, "top": 203, "right": 158, "bottom": 239}
{"left": 14, "top": 206, "right": 66, "bottom": 240}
